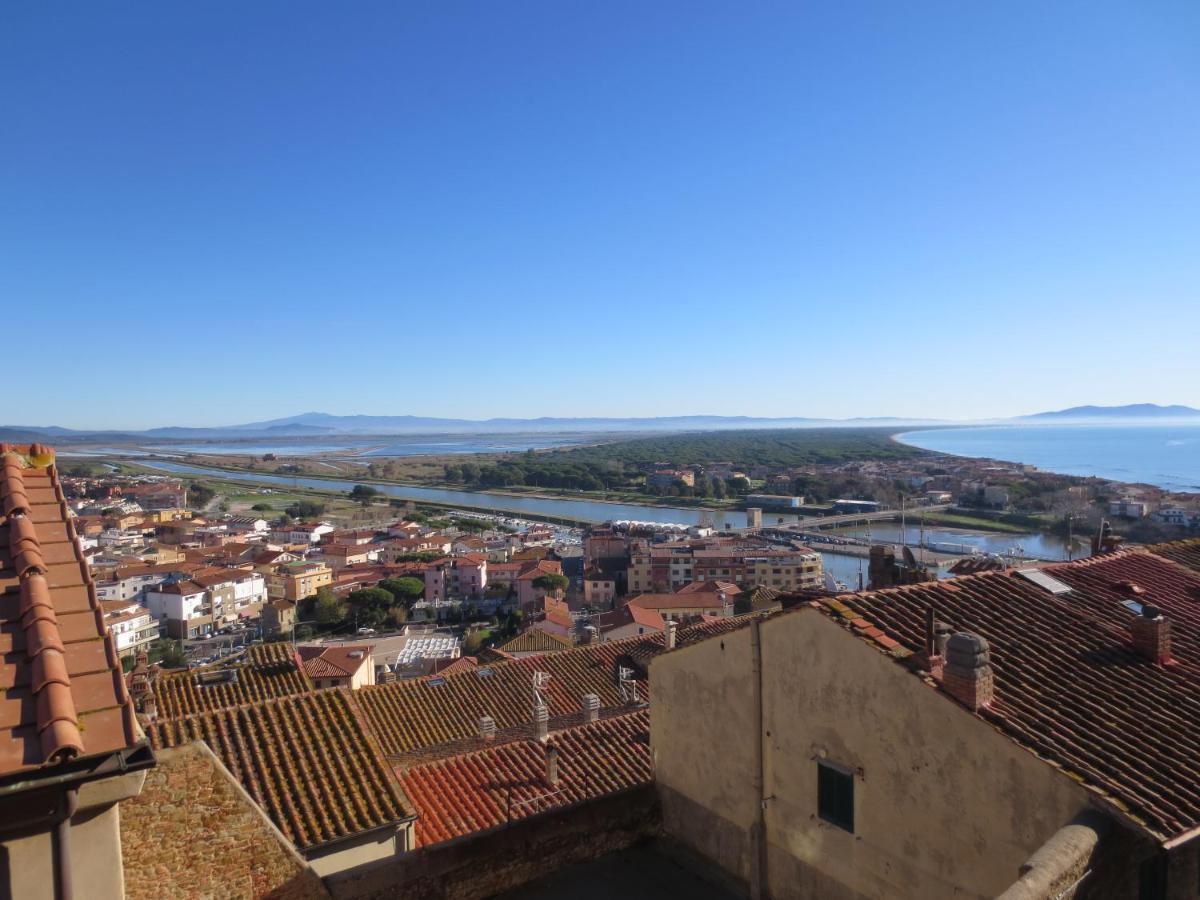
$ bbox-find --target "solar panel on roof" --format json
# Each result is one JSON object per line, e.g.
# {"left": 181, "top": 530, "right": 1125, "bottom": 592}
{"left": 1014, "top": 568, "right": 1073, "bottom": 595}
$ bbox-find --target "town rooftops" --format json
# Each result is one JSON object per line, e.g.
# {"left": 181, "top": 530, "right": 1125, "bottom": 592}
{"left": 787, "top": 548, "right": 1200, "bottom": 845}
{"left": 146, "top": 688, "right": 415, "bottom": 850}
{"left": 152, "top": 642, "right": 315, "bottom": 718}
{"left": 355, "top": 638, "right": 650, "bottom": 759}
{"left": 399, "top": 708, "right": 651, "bottom": 848}
{"left": 0, "top": 445, "right": 146, "bottom": 778}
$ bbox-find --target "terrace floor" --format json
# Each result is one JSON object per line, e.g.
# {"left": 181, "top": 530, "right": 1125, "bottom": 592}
{"left": 495, "top": 839, "right": 745, "bottom": 900}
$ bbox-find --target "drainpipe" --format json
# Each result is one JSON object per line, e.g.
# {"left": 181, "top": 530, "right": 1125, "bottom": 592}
{"left": 750, "top": 619, "right": 767, "bottom": 900}
{"left": 56, "top": 788, "right": 78, "bottom": 900}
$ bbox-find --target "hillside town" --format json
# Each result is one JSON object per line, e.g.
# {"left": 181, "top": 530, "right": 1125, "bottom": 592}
{"left": 7, "top": 441, "right": 1200, "bottom": 900}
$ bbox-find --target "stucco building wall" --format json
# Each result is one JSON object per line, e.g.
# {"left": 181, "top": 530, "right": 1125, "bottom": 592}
{"left": 651, "top": 609, "right": 1115, "bottom": 899}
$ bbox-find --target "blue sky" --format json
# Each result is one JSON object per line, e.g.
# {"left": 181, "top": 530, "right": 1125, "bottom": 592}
{"left": 2, "top": 1, "right": 1198, "bottom": 429}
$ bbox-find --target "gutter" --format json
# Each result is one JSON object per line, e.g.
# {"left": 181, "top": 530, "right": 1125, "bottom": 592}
{"left": 750, "top": 618, "right": 768, "bottom": 900}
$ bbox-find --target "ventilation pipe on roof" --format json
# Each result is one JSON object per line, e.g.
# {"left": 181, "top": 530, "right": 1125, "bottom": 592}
{"left": 582, "top": 693, "right": 600, "bottom": 724}
{"left": 942, "top": 633, "right": 994, "bottom": 712}
{"left": 921, "top": 607, "right": 951, "bottom": 678}
{"left": 545, "top": 745, "right": 559, "bottom": 787}
{"left": 1132, "top": 605, "right": 1172, "bottom": 665}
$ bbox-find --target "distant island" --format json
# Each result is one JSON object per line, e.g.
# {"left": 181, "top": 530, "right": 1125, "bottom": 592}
{"left": 1020, "top": 403, "right": 1200, "bottom": 422}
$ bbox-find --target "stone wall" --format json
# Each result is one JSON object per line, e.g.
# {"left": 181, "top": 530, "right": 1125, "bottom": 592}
{"left": 120, "top": 742, "right": 328, "bottom": 899}
{"left": 326, "top": 785, "right": 659, "bottom": 900}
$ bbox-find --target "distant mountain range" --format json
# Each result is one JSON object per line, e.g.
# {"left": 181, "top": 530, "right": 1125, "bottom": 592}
{"left": 2, "top": 404, "right": 1197, "bottom": 443}
{"left": 0, "top": 411, "right": 947, "bottom": 442}
{"left": 1019, "top": 404, "right": 1200, "bottom": 422}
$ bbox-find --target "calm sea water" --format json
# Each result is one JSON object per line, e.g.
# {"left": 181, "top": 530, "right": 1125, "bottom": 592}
{"left": 140, "top": 435, "right": 590, "bottom": 457}
{"left": 898, "top": 425, "right": 1200, "bottom": 493}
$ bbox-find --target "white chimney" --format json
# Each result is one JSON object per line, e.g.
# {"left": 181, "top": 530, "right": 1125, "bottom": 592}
{"left": 582, "top": 693, "right": 600, "bottom": 723}
{"left": 478, "top": 715, "right": 495, "bottom": 741}
{"left": 665, "top": 620, "right": 677, "bottom": 650}
{"left": 534, "top": 704, "right": 549, "bottom": 742}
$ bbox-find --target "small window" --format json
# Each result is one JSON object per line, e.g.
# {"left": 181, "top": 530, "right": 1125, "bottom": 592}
{"left": 817, "top": 761, "right": 854, "bottom": 832}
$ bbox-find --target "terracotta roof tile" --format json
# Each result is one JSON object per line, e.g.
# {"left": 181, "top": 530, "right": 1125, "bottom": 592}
{"left": 801, "top": 553, "right": 1200, "bottom": 843}
{"left": 355, "top": 639, "right": 648, "bottom": 758}
{"left": 1147, "top": 537, "right": 1200, "bottom": 577}
{"left": 0, "top": 445, "right": 142, "bottom": 776}
{"left": 146, "top": 689, "right": 414, "bottom": 849}
{"left": 496, "top": 630, "right": 574, "bottom": 654}
{"left": 152, "top": 642, "right": 315, "bottom": 718}
{"left": 399, "top": 709, "right": 651, "bottom": 847}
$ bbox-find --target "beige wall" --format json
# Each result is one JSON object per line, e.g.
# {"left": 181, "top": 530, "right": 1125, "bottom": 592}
{"left": 307, "top": 826, "right": 410, "bottom": 877}
{"left": 652, "top": 609, "right": 1102, "bottom": 900}
{"left": 4, "top": 770, "right": 145, "bottom": 900}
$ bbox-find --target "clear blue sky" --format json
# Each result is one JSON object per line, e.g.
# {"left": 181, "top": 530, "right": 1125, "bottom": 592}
{"left": 2, "top": 1, "right": 1198, "bottom": 429}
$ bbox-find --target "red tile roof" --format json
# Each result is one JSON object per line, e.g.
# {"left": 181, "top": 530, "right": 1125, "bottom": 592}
{"left": 803, "top": 554, "right": 1200, "bottom": 844}
{"left": 399, "top": 709, "right": 651, "bottom": 847}
{"left": 297, "top": 644, "right": 372, "bottom": 680}
{"left": 147, "top": 689, "right": 414, "bottom": 849}
{"left": 0, "top": 446, "right": 143, "bottom": 776}
{"left": 1148, "top": 538, "right": 1200, "bottom": 577}
{"left": 626, "top": 593, "right": 731, "bottom": 611}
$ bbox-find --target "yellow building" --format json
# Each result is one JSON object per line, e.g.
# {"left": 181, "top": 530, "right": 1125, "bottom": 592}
{"left": 268, "top": 561, "right": 333, "bottom": 601}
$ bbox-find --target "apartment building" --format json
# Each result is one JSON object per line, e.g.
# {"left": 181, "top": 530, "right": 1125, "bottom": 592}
{"left": 425, "top": 554, "right": 488, "bottom": 601}
{"left": 628, "top": 541, "right": 822, "bottom": 594}
{"left": 101, "top": 599, "right": 159, "bottom": 658}
{"left": 267, "top": 560, "right": 333, "bottom": 601}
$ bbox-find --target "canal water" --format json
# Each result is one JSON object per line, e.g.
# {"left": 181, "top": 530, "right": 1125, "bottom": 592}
{"left": 135, "top": 460, "right": 1060, "bottom": 585}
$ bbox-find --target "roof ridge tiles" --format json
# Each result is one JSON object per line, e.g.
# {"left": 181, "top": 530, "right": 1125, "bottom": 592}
{"left": 2, "top": 454, "right": 86, "bottom": 764}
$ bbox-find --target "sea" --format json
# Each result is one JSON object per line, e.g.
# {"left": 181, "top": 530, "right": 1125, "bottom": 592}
{"left": 897, "top": 425, "right": 1200, "bottom": 493}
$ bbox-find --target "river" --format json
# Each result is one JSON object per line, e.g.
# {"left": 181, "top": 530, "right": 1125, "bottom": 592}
{"left": 134, "top": 461, "right": 1061, "bottom": 584}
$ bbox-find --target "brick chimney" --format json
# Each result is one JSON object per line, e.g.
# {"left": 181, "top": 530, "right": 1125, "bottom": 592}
{"left": 664, "top": 620, "right": 677, "bottom": 651}
{"left": 942, "top": 632, "right": 994, "bottom": 711}
{"left": 581, "top": 693, "right": 600, "bottom": 724}
{"left": 1132, "top": 605, "right": 1172, "bottom": 665}
{"left": 545, "top": 745, "right": 559, "bottom": 786}
{"left": 534, "top": 704, "right": 549, "bottom": 742}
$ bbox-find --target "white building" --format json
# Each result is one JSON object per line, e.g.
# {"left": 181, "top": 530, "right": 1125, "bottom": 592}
{"left": 1153, "top": 507, "right": 1198, "bottom": 527}
{"left": 102, "top": 600, "right": 160, "bottom": 657}
{"left": 1110, "top": 497, "right": 1151, "bottom": 518}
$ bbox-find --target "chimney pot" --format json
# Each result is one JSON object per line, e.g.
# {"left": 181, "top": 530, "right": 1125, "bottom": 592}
{"left": 581, "top": 693, "right": 600, "bottom": 723}
{"left": 545, "top": 745, "right": 559, "bottom": 786}
{"left": 1132, "top": 608, "right": 1171, "bottom": 665}
{"left": 478, "top": 715, "right": 495, "bottom": 741}
{"left": 942, "top": 632, "right": 993, "bottom": 711}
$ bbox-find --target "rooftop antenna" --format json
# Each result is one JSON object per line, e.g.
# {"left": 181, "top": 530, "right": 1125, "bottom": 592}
{"left": 532, "top": 670, "right": 551, "bottom": 710}
{"left": 618, "top": 666, "right": 639, "bottom": 704}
